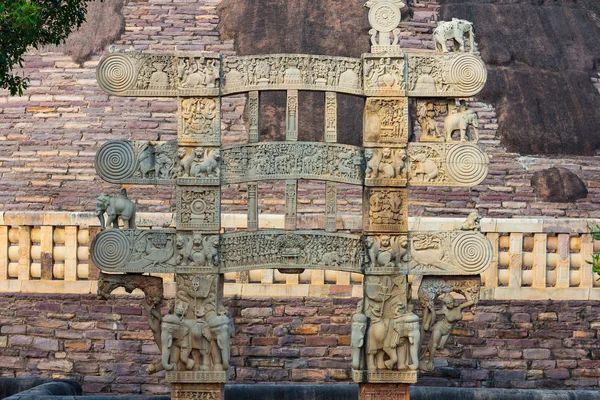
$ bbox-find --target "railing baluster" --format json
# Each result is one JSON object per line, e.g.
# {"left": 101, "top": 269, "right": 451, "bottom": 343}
{"left": 556, "top": 233, "right": 570, "bottom": 288}
{"left": 509, "top": 233, "right": 523, "bottom": 288}
{"left": 580, "top": 233, "right": 593, "bottom": 288}
{"left": 64, "top": 226, "right": 78, "bottom": 281}
{"left": 532, "top": 233, "right": 547, "bottom": 288}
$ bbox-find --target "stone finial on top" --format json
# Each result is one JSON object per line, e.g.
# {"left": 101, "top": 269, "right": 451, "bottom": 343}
{"left": 365, "top": 0, "right": 406, "bottom": 53}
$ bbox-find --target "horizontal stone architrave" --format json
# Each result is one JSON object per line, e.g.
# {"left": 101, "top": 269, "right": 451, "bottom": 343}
{"left": 96, "top": 52, "right": 487, "bottom": 98}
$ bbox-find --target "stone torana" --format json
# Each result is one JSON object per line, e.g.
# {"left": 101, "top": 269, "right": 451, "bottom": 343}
{"left": 90, "top": 1, "right": 492, "bottom": 399}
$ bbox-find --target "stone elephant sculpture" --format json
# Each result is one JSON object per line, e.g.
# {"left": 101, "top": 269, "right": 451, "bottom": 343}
{"left": 351, "top": 313, "right": 367, "bottom": 370}
{"left": 366, "top": 312, "right": 420, "bottom": 371}
{"left": 444, "top": 109, "right": 479, "bottom": 142}
{"left": 160, "top": 314, "right": 210, "bottom": 371}
{"left": 95, "top": 189, "right": 136, "bottom": 230}
{"left": 205, "top": 315, "right": 234, "bottom": 371}
{"left": 433, "top": 18, "right": 475, "bottom": 53}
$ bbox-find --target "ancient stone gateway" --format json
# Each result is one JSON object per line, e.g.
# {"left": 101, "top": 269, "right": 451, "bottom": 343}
{"left": 91, "top": 2, "right": 492, "bottom": 399}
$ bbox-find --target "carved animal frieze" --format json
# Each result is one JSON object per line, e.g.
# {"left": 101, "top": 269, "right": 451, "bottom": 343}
{"left": 176, "top": 147, "right": 221, "bottom": 186}
{"left": 95, "top": 141, "right": 179, "bottom": 185}
{"left": 406, "top": 143, "right": 489, "bottom": 187}
{"left": 90, "top": 229, "right": 220, "bottom": 274}
{"left": 178, "top": 98, "right": 221, "bottom": 146}
{"left": 220, "top": 230, "right": 364, "bottom": 273}
{"left": 222, "top": 54, "right": 363, "bottom": 95}
{"left": 364, "top": 188, "right": 408, "bottom": 233}
{"left": 96, "top": 52, "right": 220, "bottom": 97}
{"left": 364, "top": 235, "right": 409, "bottom": 275}
{"left": 365, "top": 148, "right": 407, "bottom": 187}
{"left": 364, "top": 98, "right": 409, "bottom": 147}
{"left": 95, "top": 141, "right": 221, "bottom": 186}
{"left": 407, "top": 231, "right": 492, "bottom": 275}
{"left": 406, "top": 53, "right": 487, "bottom": 97}
{"left": 221, "top": 142, "right": 363, "bottom": 185}
{"left": 177, "top": 187, "right": 221, "bottom": 231}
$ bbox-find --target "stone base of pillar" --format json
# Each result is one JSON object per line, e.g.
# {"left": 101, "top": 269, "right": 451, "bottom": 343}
{"left": 359, "top": 383, "right": 410, "bottom": 400}
{"left": 171, "top": 383, "right": 224, "bottom": 400}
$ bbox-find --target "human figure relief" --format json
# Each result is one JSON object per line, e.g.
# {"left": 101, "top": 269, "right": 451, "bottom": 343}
{"left": 420, "top": 292, "right": 474, "bottom": 372}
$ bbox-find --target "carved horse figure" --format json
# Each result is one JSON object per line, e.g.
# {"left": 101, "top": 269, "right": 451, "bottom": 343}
{"left": 95, "top": 189, "right": 136, "bottom": 230}
{"left": 433, "top": 18, "right": 476, "bottom": 53}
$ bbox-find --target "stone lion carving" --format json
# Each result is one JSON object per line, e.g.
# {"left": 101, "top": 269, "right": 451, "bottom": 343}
{"left": 433, "top": 18, "right": 476, "bottom": 53}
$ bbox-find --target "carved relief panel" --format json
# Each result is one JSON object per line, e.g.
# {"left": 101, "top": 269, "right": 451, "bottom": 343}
{"left": 220, "top": 142, "right": 363, "bottom": 185}
{"left": 177, "top": 187, "right": 221, "bottom": 231}
{"left": 363, "top": 55, "right": 405, "bottom": 96}
{"left": 220, "top": 231, "right": 364, "bottom": 274}
{"left": 96, "top": 52, "right": 221, "bottom": 97}
{"left": 363, "top": 188, "right": 408, "bottom": 233}
{"left": 406, "top": 53, "right": 487, "bottom": 97}
{"left": 176, "top": 147, "right": 221, "bottom": 186}
{"left": 162, "top": 274, "right": 232, "bottom": 382}
{"left": 178, "top": 98, "right": 221, "bottom": 146}
{"left": 95, "top": 141, "right": 221, "bottom": 186}
{"left": 365, "top": 148, "right": 407, "bottom": 187}
{"left": 90, "top": 229, "right": 220, "bottom": 274}
{"left": 406, "top": 143, "right": 488, "bottom": 187}
{"left": 364, "top": 98, "right": 408, "bottom": 147}
{"left": 364, "top": 235, "right": 409, "bottom": 275}
{"left": 352, "top": 274, "right": 418, "bottom": 384}
{"left": 407, "top": 231, "right": 492, "bottom": 275}
{"left": 222, "top": 54, "right": 363, "bottom": 95}
{"left": 412, "top": 99, "right": 480, "bottom": 143}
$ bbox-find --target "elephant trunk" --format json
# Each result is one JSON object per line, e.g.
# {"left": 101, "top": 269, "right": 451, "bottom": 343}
{"left": 220, "top": 346, "right": 230, "bottom": 370}
{"left": 161, "top": 333, "right": 174, "bottom": 371}
{"left": 351, "top": 347, "right": 361, "bottom": 370}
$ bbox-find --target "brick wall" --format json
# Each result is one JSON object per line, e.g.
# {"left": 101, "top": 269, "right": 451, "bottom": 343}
{"left": 1, "top": 294, "right": 600, "bottom": 393}
{"left": 1, "top": 0, "right": 600, "bottom": 217}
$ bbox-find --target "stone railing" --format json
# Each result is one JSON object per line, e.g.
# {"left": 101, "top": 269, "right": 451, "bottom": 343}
{"left": 0, "top": 212, "right": 598, "bottom": 300}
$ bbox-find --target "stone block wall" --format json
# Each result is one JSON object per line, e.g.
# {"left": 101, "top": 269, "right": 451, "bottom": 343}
{"left": 0, "top": 0, "right": 599, "bottom": 217}
{"left": 1, "top": 294, "right": 600, "bottom": 393}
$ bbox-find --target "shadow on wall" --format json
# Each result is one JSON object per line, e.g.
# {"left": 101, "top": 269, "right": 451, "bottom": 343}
{"left": 439, "top": 0, "right": 600, "bottom": 155}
